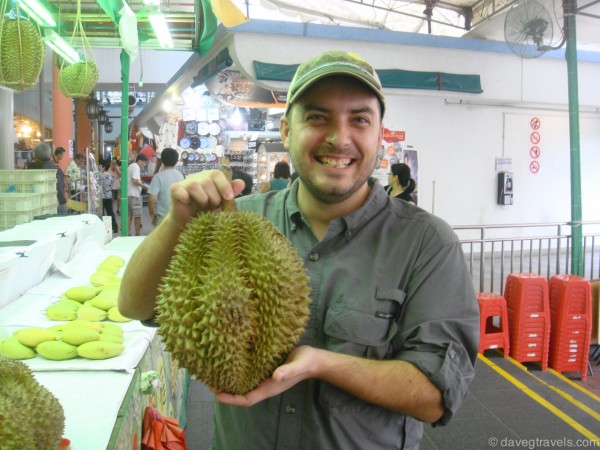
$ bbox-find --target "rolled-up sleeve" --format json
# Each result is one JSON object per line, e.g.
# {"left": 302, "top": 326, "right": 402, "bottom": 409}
{"left": 395, "top": 237, "right": 480, "bottom": 426}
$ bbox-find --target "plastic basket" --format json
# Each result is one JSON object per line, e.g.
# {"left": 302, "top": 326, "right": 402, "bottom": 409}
{"left": 0, "top": 179, "right": 56, "bottom": 194}
{"left": 0, "top": 193, "right": 41, "bottom": 212}
{"left": 41, "top": 192, "right": 58, "bottom": 208}
{"left": 0, "top": 169, "right": 56, "bottom": 182}
{"left": 0, "top": 208, "right": 42, "bottom": 231}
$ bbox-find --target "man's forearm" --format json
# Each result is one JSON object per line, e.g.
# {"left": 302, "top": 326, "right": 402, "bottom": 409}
{"left": 313, "top": 349, "right": 444, "bottom": 423}
{"left": 118, "top": 216, "right": 184, "bottom": 319}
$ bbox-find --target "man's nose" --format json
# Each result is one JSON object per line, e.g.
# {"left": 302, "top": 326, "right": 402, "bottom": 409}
{"left": 325, "top": 121, "right": 351, "bottom": 148}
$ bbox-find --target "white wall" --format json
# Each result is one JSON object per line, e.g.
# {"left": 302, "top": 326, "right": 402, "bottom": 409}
{"left": 230, "top": 29, "right": 600, "bottom": 227}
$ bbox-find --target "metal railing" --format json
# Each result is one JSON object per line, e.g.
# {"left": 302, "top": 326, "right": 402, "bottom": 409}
{"left": 452, "top": 221, "right": 600, "bottom": 295}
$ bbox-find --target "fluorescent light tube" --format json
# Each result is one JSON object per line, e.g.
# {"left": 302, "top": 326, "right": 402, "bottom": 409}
{"left": 18, "top": 0, "right": 57, "bottom": 27}
{"left": 142, "top": 0, "right": 160, "bottom": 5}
{"left": 148, "top": 12, "right": 173, "bottom": 48}
{"left": 43, "top": 30, "right": 81, "bottom": 64}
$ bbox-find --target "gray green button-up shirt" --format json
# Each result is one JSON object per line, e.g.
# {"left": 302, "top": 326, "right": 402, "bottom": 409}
{"left": 213, "top": 180, "right": 479, "bottom": 450}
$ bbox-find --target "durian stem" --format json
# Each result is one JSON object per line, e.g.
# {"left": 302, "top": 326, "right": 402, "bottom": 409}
{"left": 222, "top": 199, "right": 237, "bottom": 212}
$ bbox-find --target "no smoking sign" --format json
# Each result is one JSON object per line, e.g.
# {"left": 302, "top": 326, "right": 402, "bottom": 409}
{"left": 530, "top": 161, "right": 540, "bottom": 174}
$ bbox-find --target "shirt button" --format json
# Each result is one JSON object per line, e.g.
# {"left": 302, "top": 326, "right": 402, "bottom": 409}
{"left": 449, "top": 349, "right": 457, "bottom": 359}
{"left": 285, "top": 405, "right": 296, "bottom": 414}
{"left": 309, "top": 253, "right": 319, "bottom": 261}
{"left": 345, "top": 230, "right": 353, "bottom": 239}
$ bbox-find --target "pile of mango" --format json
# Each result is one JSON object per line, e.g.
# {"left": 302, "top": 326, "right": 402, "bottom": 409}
{"left": 46, "top": 256, "right": 132, "bottom": 323}
{"left": 0, "top": 321, "right": 125, "bottom": 361}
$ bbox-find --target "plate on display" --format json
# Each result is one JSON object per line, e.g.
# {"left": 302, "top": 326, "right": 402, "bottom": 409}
{"left": 208, "top": 122, "right": 221, "bottom": 136}
{"left": 199, "top": 137, "right": 209, "bottom": 149}
{"left": 207, "top": 136, "right": 218, "bottom": 148}
{"left": 184, "top": 121, "right": 197, "bottom": 135}
{"left": 179, "top": 137, "right": 191, "bottom": 149}
{"left": 198, "top": 153, "right": 205, "bottom": 163}
{"left": 197, "top": 122, "right": 210, "bottom": 136}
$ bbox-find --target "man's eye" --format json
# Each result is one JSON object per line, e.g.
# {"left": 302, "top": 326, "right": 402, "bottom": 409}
{"left": 306, "top": 114, "right": 326, "bottom": 122}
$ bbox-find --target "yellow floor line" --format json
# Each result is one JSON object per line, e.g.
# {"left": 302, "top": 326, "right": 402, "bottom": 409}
{"left": 547, "top": 368, "right": 600, "bottom": 403}
{"left": 501, "top": 358, "right": 600, "bottom": 421}
{"left": 478, "top": 354, "right": 600, "bottom": 443}
{"left": 504, "top": 355, "right": 600, "bottom": 405}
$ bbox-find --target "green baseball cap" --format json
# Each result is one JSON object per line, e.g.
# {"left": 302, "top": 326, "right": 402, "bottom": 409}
{"left": 284, "top": 50, "right": 385, "bottom": 118}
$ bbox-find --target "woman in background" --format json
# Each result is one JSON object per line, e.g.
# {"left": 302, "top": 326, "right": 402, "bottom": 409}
{"left": 386, "top": 163, "right": 416, "bottom": 204}
{"left": 259, "top": 161, "right": 291, "bottom": 193}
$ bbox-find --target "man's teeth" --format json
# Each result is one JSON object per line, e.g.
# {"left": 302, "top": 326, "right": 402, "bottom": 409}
{"left": 319, "top": 157, "right": 351, "bottom": 168}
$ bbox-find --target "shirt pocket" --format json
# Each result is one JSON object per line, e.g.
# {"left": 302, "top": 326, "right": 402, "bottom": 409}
{"left": 324, "top": 287, "right": 406, "bottom": 358}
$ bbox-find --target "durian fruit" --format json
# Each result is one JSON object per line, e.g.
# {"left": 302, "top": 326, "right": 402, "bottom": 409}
{"left": 156, "top": 207, "right": 311, "bottom": 395}
{"left": 58, "top": 60, "right": 99, "bottom": 98}
{"left": 0, "top": 359, "right": 65, "bottom": 449}
{"left": 0, "top": 17, "right": 45, "bottom": 92}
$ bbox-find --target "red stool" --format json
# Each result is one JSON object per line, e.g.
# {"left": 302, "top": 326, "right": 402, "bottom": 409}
{"left": 477, "top": 292, "right": 510, "bottom": 357}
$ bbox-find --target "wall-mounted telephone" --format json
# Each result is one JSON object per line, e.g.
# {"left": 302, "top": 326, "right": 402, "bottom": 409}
{"left": 497, "top": 172, "right": 513, "bottom": 205}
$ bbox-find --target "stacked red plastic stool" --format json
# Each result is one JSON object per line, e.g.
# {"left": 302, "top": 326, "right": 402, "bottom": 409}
{"left": 477, "top": 292, "right": 510, "bottom": 356}
{"left": 548, "top": 274, "right": 592, "bottom": 380}
{"left": 504, "top": 273, "right": 551, "bottom": 370}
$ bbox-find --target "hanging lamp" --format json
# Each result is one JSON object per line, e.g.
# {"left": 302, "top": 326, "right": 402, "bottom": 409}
{"left": 58, "top": 0, "right": 98, "bottom": 98}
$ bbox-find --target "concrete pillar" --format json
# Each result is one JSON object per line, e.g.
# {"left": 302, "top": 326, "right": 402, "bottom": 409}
{"left": 0, "top": 88, "right": 15, "bottom": 169}
{"left": 52, "top": 57, "right": 74, "bottom": 172}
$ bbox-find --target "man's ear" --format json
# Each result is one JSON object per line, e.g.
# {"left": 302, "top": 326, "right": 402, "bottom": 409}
{"left": 280, "top": 116, "right": 290, "bottom": 149}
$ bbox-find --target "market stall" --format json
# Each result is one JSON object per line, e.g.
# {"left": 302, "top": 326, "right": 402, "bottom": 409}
{"left": 0, "top": 215, "right": 188, "bottom": 449}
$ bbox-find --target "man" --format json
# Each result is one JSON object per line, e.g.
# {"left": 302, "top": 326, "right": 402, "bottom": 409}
{"left": 66, "top": 153, "right": 85, "bottom": 200}
{"left": 147, "top": 148, "right": 183, "bottom": 225}
{"left": 119, "top": 51, "right": 479, "bottom": 449}
{"left": 53, "top": 146, "right": 68, "bottom": 214}
{"left": 31, "top": 142, "right": 67, "bottom": 214}
{"left": 127, "top": 153, "right": 148, "bottom": 235}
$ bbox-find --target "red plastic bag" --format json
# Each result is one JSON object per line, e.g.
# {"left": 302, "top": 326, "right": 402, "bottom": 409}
{"left": 141, "top": 398, "right": 187, "bottom": 450}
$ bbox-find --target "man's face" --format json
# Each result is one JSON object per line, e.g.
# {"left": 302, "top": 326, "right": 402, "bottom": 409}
{"left": 75, "top": 158, "right": 84, "bottom": 167}
{"left": 280, "top": 76, "right": 383, "bottom": 205}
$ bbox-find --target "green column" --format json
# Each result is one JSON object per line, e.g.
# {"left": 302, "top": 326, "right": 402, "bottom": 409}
{"left": 120, "top": 49, "right": 130, "bottom": 236}
{"left": 564, "top": 0, "right": 583, "bottom": 276}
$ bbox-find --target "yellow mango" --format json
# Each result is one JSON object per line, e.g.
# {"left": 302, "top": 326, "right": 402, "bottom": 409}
{"left": 96, "top": 263, "right": 120, "bottom": 275}
{"left": 62, "top": 320, "right": 103, "bottom": 332}
{"left": 108, "top": 306, "right": 132, "bottom": 323}
{"left": 36, "top": 341, "right": 79, "bottom": 360}
{"left": 98, "top": 333, "right": 123, "bottom": 344}
{"left": 0, "top": 337, "right": 36, "bottom": 359}
{"left": 46, "top": 304, "right": 78, "bottom": 321}
{"left": 101, "top": 322, "right": 124, "bottom": 336}
{"left": 61, "top": 327, "right": 100, "bottom": 346}
{"left": 103, "top": 255, "right": 125, "bottom": 267}
{"left": 57, "top": 298, "right": 82, "bottom": 311}
{"left": 77, "top": 305, "right": 108, "bottom": 322}
{"left": 89, "top": 272, "right": 119, "bottom": 286}
{"left": 90, "top": 292, "right": 118, "bottom": 311}
{"left": 77, "top": 341, "right": 124, "bottom": 359}
{"left": 16, "top": 328, "right": 57, "bottom": 347}
{"left": 64, "top": 285, "right": 101, "bottom": 302}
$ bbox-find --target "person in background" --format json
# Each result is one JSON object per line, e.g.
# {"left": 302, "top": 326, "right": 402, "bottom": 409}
{"left": 147, "top": 148, "right": 184, "bottom": 226}
{"left": 385, "top": 162, "right": 416, "bottom": 204}
{"left": 53, "top": 147, "right": 68, "bottom": 213}
{"left": 109, "top": 159, "right": 122, "bottom": 215}
{"left": 118, "top": 50, "right": 479, "bottom": 450}
{"left": 66, "top": 154, "right": 85, "bottom": 201}
{"left": 30, "top": 142, "right": 67, "bottom": 214}
{"left": 259, "top": 160, "right": 290, "bottom": 193}
{"left": 287, "top": 171, "right": 299, "bottom": 188}
{"left": 127, "top": 154, "right": 148, "bottom": 236}
{"left": 232, "top": 169, "right": 254, "bottom": 197}
{"left": 99, "top": 161, "right": 119, "bottom": 233}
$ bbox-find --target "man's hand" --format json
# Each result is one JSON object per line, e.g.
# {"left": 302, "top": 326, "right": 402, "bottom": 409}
{"left": 213, "top": 346, "right": 316, "bottom": 407}
{"left": 166, "top": 170, "right": 246, "bottom": 228}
